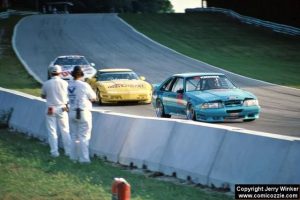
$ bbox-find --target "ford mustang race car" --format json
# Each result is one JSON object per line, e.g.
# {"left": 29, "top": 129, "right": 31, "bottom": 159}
{"left": 86, "top": 68, "right": 152, "bottom": 104}
{"left": 48, "top": 55, "right": 97, "bottom": 80}
{"left": 152, "top": 73, "right": 260, "bottom": 122}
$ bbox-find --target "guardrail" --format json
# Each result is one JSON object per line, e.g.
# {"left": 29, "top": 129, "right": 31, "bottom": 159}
{"left": 1, "top": 87, "right": 299, "bottom": 191}
{"left": 185, "top": 7, "right": 300, "bottom": 36}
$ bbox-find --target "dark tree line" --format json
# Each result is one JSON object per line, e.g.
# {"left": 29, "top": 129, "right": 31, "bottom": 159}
{"left": 8, "top": 0, "right": 174, "bottom": 13}
{"left": 207, "top": 0, "right": 300, "bottom": 27}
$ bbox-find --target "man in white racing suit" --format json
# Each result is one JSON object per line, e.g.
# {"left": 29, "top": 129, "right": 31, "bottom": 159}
{"left": 41, "top": 65, "right": 71, "bottom": 157}
{"left": 68, "top": 66, "right": 96, "bottom": 163}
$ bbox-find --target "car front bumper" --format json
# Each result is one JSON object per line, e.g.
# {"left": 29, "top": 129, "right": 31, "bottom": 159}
{"left": 101, "top": 91, "right": 152, "bottom": 103}
{"left": 195, "top": 106, "right": 260, "bottom": 122}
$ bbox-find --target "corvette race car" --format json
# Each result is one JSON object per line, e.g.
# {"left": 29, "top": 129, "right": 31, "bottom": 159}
{"left": 152, "top": 73, "right": 260, "bottom": 122}
{"left": 86, "top": 68, "right": 152, "bottom": 104}
{"left": 48, "top": 55, "right": 97, "bottom": 80}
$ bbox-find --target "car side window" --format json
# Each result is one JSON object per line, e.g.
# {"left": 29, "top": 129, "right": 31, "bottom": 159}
{"left": 161, "top": 77, "right": 175, "bottom": 92}
{"left": 186, "top": 76, "right": 201, "bottom": 91}
{"left": 171, "top": 78, "right": 184, "bottom": 93}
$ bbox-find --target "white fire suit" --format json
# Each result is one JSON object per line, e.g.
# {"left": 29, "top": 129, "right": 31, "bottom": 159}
{"left": 68, "top": 79, "right": 96, "bottom": 163}
{"left": 41, "top": 76, "right": 71, "bottom": 157}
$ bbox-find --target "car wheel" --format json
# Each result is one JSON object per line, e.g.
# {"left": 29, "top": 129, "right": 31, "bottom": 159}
{"left": 186, "top": 103, "right": 196, "bottom": 121}
{"left": 96, "top": 89, "right": 102, "bottom": 105}
{"left": 156, "top": 99, "right": 171, "bottom": 118}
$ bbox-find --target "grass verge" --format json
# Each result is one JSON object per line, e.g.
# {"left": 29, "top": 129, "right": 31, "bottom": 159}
{"left": 0, "top": 15, "right": 41, "bottom": 96}
{"left": 0, "top": 128, "right": 233, "bottom": 199}
{"left": 120, "top": 13, "right": 300, "bottom": 88}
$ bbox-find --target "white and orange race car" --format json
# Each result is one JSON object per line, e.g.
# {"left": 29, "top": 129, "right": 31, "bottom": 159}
{"left": 48, "top": 55, "right": 97, "bottom": 80}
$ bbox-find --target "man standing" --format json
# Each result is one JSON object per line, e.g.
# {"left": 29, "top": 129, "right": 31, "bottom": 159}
{"left": 41, "top": 65, "right": 71, "bottom": 157}
{"left": 68, "top": 66, "right": 96, "bottom": 163}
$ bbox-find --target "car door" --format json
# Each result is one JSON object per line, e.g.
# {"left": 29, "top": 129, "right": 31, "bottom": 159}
{"left": 163, "top": 77, "right": 186, "bottom": 114}
{"left": 159, "top": 77, "right": 176, "bottom": 113}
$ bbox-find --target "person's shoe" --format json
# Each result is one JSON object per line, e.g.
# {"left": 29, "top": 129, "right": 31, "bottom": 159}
{"left": 51, "top": 152, "right": 59, "bottom": 157}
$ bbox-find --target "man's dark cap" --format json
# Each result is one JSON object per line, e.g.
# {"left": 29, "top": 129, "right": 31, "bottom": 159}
{"left": 71, "top": 66, "right": 84, "bottom": 77}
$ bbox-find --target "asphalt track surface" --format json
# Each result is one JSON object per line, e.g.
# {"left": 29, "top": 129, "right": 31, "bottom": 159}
{"left": 13, "top": 14, "right": 300, "bottom": 137}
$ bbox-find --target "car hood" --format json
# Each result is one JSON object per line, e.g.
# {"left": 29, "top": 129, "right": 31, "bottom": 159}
{"left": 187, "top": 88, "right": 256, "bottom": 102}
{"left": 59, "top": 65, "right": 96, "bottom": 79}
{"left": 98, "top": 80, "right": 151, "bottom": 91}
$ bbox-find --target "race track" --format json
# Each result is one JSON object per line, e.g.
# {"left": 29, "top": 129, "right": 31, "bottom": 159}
{"left": 13, "top": 14, "right": 300, "bottom": 137}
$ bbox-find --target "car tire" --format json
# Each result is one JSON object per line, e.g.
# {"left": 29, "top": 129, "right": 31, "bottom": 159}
{"left": 96, "top": 89, "right": 103, "bottom": 105}
{"left": 186, "top": 103, "right": 196, "bottom": 121}
{"left": 143, "top": 99, "right": 152, "bottom": 104}
{"left": 156, "top": 99, "right": 171, "bottom": 118}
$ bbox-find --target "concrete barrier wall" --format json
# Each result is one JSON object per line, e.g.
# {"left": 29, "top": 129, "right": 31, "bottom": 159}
{"left": 0, "top": 88, "right": 47, "bottom": 140}
{"left": 208, "top": 129, "right": 296, "bottom": 191}
{"left": 118, "top": 118, "right": 176, "bottom": 171}
{"left": 89, "top": 111, "right": 135, "bottom": 163}
{"left": 275, "top": 140, "right": 300, "bottom": 184}
{"left": 1, "top": 87, "right": 299, "bottom": 191}
{"left": 0, "top": 88, "right": 48, "bottom": 141}
{"left": 159, "top": 121, "right": 228, "bottom": 185}
{"left": 27, "top": 99, "right": 48, "bottom": 141}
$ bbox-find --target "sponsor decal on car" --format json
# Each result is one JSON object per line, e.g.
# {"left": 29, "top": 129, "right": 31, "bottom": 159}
{"left": 108, "top": 84, "right": 145, "bottom": 89}
{"left": 176, "top": 93, "right": 184, "bottom": 105}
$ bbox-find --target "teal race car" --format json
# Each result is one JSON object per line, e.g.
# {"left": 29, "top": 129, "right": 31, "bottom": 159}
{"left": 152, "top": 73, "right": 260, "bottom": 122}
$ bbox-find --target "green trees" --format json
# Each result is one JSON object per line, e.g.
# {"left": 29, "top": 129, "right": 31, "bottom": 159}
{"left": 9, "top": 0, "right": 174, "bottom": 13}
{"left": 79, "top": 0, "right": 174, "bottom": 13}
{"left": 131, "top": 0, "right": 174, "bottom": 13}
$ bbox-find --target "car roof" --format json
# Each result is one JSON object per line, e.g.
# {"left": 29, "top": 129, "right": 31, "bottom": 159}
{"left": 98, "top": 68, "right": 133, "bottom": 73}
{"left": 173, "top": 72, "right": 225, "bottom": 77}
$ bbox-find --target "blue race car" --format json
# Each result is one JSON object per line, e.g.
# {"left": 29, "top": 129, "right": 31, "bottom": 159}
{"left": 152, "top": 73, "right": 260, "bottom": 122}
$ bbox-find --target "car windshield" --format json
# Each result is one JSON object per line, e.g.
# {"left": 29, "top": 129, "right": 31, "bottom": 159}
{"left": 185, "top": 75, "right": 236, "bottom": 91}
{"left": 54, "top": 57, "right": 89, "bottom": 66}
{"left": 97, "top": 72, "right": 139, "bottom": 81}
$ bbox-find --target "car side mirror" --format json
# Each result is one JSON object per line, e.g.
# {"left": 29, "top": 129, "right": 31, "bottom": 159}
{"left": 176, "top": 89, "right": 184, "bottom": 94}
{"left": 90, "top": 63, "right": 95, "bottom": 67}
{"left": 140, "top": 76, "right": 146, "bottom": 81}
